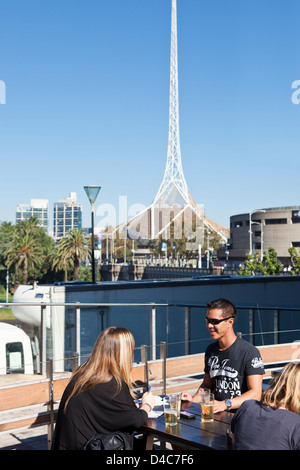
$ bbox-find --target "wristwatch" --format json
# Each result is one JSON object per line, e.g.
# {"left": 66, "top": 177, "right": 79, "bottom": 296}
{"left": 225, "top": 399, "right": 232, "bottom": 411}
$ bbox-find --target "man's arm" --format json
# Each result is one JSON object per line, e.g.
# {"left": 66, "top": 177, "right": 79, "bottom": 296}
{"left": 181, "top": 373, "right": 213, "bottom": 403}
{"left": 213, "top": 374, "right": 263, "bottom": 413}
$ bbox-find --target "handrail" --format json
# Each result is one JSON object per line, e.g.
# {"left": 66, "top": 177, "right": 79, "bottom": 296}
{"left": 1, "top": 301, "right": 299, "bottom": 375}
{"left": 2, "top": 301, "right": 300, "bottom": 310}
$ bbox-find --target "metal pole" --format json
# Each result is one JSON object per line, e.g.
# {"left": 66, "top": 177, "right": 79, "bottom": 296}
{"left": 91, "top": 202, "right": 96, "bottom": 282}
{"left": 160, "top": 342, "right": 167, "bottom": 395}
{"left": 249, "top": 213, "right": 252, "bottom": 255}
{"left": 141, "top": 345, "right": 149, "bottom": 391}
{"left": 149, "top": 305, "right": 156, "bottom": 361}
{"left": 47, "top": 358, "right": 54, "bottom": 450}
{"left": 184, "top": 306, "right": 191, "bottom": 355}
{"left": 72, "top": 352, "right": 79, "bottom": 371}
{"left": 274, "top": 309, "right": 279, "bottom": 345}
{"left": 40, "top": 304, "right": 47, "bottom": 376}
{"left": 248, "top": 308, "right": 254, "bottom": 344}
{"left": 74, "top": 303, "right": 80, "bottom": 357}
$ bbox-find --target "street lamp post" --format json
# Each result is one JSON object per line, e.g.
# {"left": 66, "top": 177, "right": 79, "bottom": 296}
{"left": 251, "top": 220, "right": 264, "bottom": 263}
{"left": 84, "top": 185, "right": 101, "bottom": 283}
{"left": 249, "top": 209, "right": 265, "bottom": 255}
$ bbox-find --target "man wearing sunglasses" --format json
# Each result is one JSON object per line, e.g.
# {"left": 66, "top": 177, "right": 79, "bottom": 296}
{"left": 181, "top": 298, "right": 264, "bottom": 412}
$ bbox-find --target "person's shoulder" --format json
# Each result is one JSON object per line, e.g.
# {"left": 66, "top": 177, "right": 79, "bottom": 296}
{"left": 232, "top": 400, "right": 258, "bottom": 423}
{"left": 235, "top": 338, "right": 264, "bottom": 367}
{"left": 279, "top": 408, "right": 300, "bottom": 424}
{"left": 241, "top": 399, "right": 258, "bottom": 409}
{"left": 235, "top": 337, "right": 262, "bottom": 355}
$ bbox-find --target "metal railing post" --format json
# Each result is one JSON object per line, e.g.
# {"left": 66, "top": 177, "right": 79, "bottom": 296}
{"left": 274, "top": 309, "right": 279, "bottom": 344}
{"left": 72, "top": 352, "right": 79, "bottom": 371}
{"left": 40, "top": 304, "right": 47, "bottom": 376}
{"left": 74, "top": 303, "right": 81, "bottom": 356}
{"left": 141, "top": 345, "right": 149, "bottom": 391}
{"left": 46, "top": 358, "right": 54, "bottom": 450}
{"left": 249, "top": 308, "right": 254, "bottom": 344}
{"left": 149, "top": 305, "right": 156, "bottom": 361}
{"left": 160, "top": 342, "right": 167, "bottom": 395}
{"left": 184, "top": 306, "right": 191, "bottom": 355}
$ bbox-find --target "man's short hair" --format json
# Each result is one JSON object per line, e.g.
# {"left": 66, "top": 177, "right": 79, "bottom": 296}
{"left": 207, "top": 298, "right": 237, "bottom": 319}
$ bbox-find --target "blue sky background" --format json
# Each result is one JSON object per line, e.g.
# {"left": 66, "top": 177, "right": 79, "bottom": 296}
{"left": 1, "top": 0, "right": 300, "bottom": 233}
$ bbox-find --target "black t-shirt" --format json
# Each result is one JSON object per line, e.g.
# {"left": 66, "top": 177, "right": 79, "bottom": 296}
{"left": 204, "top": 337, "right": 264, "bottom": 401}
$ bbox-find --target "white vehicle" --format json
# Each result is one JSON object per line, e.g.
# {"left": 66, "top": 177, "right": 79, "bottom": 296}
{"left": 0, "top": 323, "right": 35, "bottom": 375}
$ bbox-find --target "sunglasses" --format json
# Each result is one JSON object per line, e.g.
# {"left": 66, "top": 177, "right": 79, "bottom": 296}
{"left": 205, "top": 316, "right": 234, "bottom": 325}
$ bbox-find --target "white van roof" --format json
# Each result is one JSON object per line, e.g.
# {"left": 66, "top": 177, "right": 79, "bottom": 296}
{"left": 0, "top": 323, "right": 29, "bottom": 341}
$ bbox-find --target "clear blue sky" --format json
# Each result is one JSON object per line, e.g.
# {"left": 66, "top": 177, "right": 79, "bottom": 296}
{"left": 1, "top": 0, "right": 300, "bottom": 233}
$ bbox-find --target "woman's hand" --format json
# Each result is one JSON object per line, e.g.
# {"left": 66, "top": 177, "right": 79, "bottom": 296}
{"left": 140, "top": 391, "right": 156, "bottom": 413}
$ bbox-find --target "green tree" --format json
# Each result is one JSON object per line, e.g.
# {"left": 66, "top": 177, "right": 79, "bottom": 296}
{"left": 288, "top": 246, "right": 300, "bottom": 273}
{"left": 4, "top": 218, "right": 43, "bottom": 285}
{"left": 237, "top": 253, "right": 263, "bottom": 276}
{"left": 53, "top": 229, "right": 89, "bottom": 280}
{"left": 262, "top": 248, "right": 282, "bottom": 275}
{"left": 238, "top": 248, "right": 282, "bottom": 276}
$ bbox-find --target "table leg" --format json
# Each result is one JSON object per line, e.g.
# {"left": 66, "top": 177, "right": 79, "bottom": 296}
{"left": 145, "top": 435, "right": 154, "bottom": 450}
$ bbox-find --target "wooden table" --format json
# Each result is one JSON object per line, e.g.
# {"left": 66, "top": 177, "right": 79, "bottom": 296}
{"left": 141, "top": 401, "right": 233, "bottom": 450}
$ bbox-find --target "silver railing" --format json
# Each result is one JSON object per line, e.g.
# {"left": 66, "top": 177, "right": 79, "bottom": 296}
{"left": 1, "top": 301, "right": 300, "bottom": 376}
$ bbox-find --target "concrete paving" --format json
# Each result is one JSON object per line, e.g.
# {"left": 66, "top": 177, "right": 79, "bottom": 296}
{"left": 0, "top": 424, "right": 49, "bottom": 450}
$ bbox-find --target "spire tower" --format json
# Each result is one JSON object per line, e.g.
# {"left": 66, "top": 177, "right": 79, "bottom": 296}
{"left": 153, "top": 0, "right": 189, "bottom": 208}
{"left": 116, "top": 0, "right": 229, "bottom": 244}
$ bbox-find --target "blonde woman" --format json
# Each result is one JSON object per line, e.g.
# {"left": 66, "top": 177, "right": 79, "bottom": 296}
{"left": 231, "top": 362, "right": 300, "bottom": 450}
{"left": 52, "top": 327, "right": 155, "bottom": 450}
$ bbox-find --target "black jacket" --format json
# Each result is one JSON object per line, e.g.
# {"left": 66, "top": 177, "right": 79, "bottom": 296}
{"left": 52, "top": 377, "right": 147, "bottom": 450}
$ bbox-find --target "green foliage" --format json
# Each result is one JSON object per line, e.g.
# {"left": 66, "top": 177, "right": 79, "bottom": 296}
{"left": 52, "top": 229, "right": 89, "bottom": 281}
{"left": 237, "top": 253, "right": 264, "bottom": 275}
{"left": 288, "top": 246, "right": 300, "bottom": 273}
{"left": 3, "top": 217, "right": 49, "bottom": 285}
{"left": 238, "top": 248, "right": 282, "bottom": 276}
{"left": 262, "top": 248, "right": 282, "bottom": 275}
{"left": 0, "top": 219, "right": 91, "bottom": 288}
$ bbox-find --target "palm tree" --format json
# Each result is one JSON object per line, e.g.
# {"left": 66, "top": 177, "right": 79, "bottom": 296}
{"left": 53, "top": 229, "right": 89, "bottom": 280}
{"left": 51, "top": 245, "right": 74, "bottom": 282}
{"left": 5, "top": 223, "right": 43, "bottom": 285}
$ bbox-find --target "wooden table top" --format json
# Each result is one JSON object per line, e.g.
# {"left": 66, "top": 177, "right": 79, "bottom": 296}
{"left": 141, "top": 400, "right": 233, "bottom": 450}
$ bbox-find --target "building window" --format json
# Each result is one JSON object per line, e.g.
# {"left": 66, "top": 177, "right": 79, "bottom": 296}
{"left": 265, "top": 218, "right": 287, "bottom": 225}
{"left": 292, "top": 242, "right": 300, "bottom": 247}
{"left": 233, "top": 221, "right": 243, "bottom": 228}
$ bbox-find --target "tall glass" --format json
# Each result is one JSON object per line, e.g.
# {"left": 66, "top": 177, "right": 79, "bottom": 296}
{"left": 170, "top": 393, "right": 181, "bottom": 419}
{"left": 198, "top": 388, "right": 210, "bottom": 403}
{"left": 163, "top": 397, "right": 178, "bottom": 426}
{"left": 201, "top": 392, "right": 214, "bottom": 423}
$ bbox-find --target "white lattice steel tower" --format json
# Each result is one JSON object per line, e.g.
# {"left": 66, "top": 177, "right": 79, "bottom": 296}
{"left": 153, "top": 0, "right": 189, "bottom": 209}
{"left": 119, "top": 0, "right": 229, "bottom": 242}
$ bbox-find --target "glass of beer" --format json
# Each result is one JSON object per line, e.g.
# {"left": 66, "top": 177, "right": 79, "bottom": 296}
{"left": 201, "top": 392, "right": 214, "bottom": 423}
{"left": 170, "top": 393, "right": 181, "bottom": 419}
{"left": 163, "top": 397, "right": 178, "bottom": 426}
{"left": 198, "top": 388, "right": 210, "bottom": 403}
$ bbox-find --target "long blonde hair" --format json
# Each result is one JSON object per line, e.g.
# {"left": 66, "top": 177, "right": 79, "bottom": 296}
{"left": 262, "top": 362, "right": 300, "bottom": 414}
{"left": 64, "top": 327, "right": 135, "bottom": 410}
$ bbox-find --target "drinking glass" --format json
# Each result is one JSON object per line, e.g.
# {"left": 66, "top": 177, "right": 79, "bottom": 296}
{"left": 163, "top": 397, "right": 178, "bottom": 426}
{"left": 200, "top": 392, "right": 214, "bottom": 423}
{"left": 169, "top": 393, "right": 181, "bottom": 419}
{"left": 198, "top": 388, "right": 210, "bottom": 403}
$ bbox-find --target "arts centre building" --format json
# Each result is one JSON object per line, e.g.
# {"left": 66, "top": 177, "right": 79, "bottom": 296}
{"left": 228, "top": 206, "right": 300, "bottom": 264}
